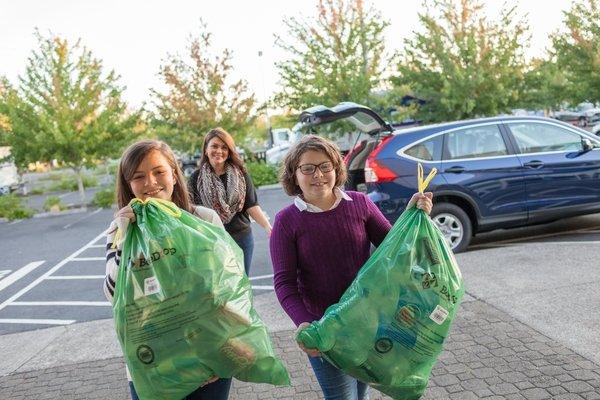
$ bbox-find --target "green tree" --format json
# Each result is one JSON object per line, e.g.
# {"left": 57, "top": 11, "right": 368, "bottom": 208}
{"left": 151, "top": 23, "right": 256, "bottom": 154}
{"left": 275, "top": 0, "right": 390, "bottom": 111}
{"left": 394, "top": 0, "right": 529, "bottom": 122}
{"left": 519, "top": 57, "right": 568, "bottom": 113}
{"left": 552, "top": 0, "right": 600, "bottom": 104}
{"left": 1, "top": 31, "right": 142, "bottom": 202}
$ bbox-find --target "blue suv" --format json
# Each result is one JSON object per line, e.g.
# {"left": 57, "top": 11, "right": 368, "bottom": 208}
{"left": 296, "top": 102, "right": 600, "bottom": 252}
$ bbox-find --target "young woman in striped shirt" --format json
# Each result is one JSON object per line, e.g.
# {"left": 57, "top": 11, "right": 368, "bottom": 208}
{"left": 103, "top": 139, "right": 231, "bottom": 400}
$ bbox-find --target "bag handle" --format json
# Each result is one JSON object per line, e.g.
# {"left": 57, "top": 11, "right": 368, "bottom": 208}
{"left": 129, "top": 197, "right": 182, "bottom": 218}
{"left": 417, "top": 163, "right": 437, "bottom": 194}
{"left": 112, "top": 198, "right": 182, "bottom": 248}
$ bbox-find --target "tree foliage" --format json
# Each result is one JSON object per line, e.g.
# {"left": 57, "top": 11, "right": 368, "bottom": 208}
{"left": 552, "top": 0, "right": 600, "bottom": 104}
{"left": 519, "top": 58, "right": 568, "bottom": 112}
{"left": 275, "top": 0, "right": 390, "bottom": 111}
{"left": 0, "top": 30, "right": 142, "bottom": 201}
{"left": 394, "top": 0, "right": 529, "bottom": 122}
{"left": 151, "top": 23, "right": 256, "bottom": 153}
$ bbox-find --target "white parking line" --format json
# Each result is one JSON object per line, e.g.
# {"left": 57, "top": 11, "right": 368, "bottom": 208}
{"left": 0, "top": 261, "right": 45, "bottom": 292}
{"left": 11, "top": 301, "right": 110, "bottom": 306}
{"left": 249, "top": 274, "right": 274, "bottom": 281}
{"left": 0, "top": 318, "right": 75, "bottom": 325}
{"left": 0, "top": 231, "right": 106, "bottom": 313}
{"left": 89, "top": 244, "right": 106, "bottom": 248}
{"left": 46, "top": 275, "right": 104, "bottom": 280}
{"left": 252, "top": 285, "right": 275, "bottom": 290}
{"left": 0, "top": 270, "right": 11, "bottom": 280}
{"left": 72, "top": 257, "right": 105, "bottom": 261}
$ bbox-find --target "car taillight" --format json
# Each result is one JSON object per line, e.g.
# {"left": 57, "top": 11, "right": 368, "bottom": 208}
{"left": 365, "top": 135, "right": 396, "bottom": 183}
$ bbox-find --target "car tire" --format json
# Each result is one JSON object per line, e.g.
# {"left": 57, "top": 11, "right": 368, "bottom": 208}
{"left": 431, "top": 203, "right": 472, "bottom": 253}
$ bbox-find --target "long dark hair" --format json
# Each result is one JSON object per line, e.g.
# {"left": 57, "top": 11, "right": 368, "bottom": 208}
{"left": 116, "top": 139, "right": 193, "bottom": 212}
{"left": 199, "top": 127, "right": 246, "bottom": 172}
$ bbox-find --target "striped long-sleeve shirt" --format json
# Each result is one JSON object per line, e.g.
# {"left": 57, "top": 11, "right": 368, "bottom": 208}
{"left": 103, "top": 205, "right": 224, "bottom": 302}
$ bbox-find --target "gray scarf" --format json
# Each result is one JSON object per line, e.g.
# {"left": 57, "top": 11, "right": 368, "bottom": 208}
{"left": 197, "top": 162, "right": 246, "bottom": 224}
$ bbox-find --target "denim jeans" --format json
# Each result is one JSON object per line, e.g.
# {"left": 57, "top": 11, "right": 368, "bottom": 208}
{"left": 308, "top": 356, "right": 370, "bottom": 400}
{"left": 232, "top": 230, "right": 254, "bottom": 275}
{"left": 129, "top": 378, "right": 232, "bottom": 400}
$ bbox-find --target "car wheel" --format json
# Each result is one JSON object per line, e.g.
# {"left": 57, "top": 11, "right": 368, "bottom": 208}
{"left": 431, "top": 203, "right": 472, "bottom": 253}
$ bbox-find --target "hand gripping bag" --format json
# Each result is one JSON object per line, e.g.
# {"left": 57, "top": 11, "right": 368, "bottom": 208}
{"left": 297, "top": 165, "right": 464, "bottom": 400}
{"left": 113, "top": 198, "right": 290, "bottom": 400}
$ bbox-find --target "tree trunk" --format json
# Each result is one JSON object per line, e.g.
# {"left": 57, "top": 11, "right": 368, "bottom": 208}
{"left": 74, "top": 167, "right": 86, "bottom": 206}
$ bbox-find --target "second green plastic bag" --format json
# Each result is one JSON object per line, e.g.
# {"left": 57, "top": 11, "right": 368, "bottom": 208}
{"left": 298, "top": 202, "right": 464, "bottom": 399}
{"left": 113, "top": 198, "right": 290, "bottom": 400}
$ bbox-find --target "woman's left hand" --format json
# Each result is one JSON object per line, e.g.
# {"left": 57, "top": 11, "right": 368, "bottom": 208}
{"left": 407, "top": 192, "right": 434, "bottom": 215}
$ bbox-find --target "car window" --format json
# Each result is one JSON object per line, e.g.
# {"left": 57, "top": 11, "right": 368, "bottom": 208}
{"left": 507, "top": 122, "right": 583, "bottom": 153}
{"left": 405, "top": 135, "right": 442, "bottom": 161}
{"left": 444, "top": 125, "right": 508, "bottom": 160}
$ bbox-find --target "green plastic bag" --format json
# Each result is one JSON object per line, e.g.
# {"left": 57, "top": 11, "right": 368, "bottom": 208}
{"left": 297, "top": 167, "right": 464, "bottom": 400}
{"left": 113, "top": 198, "right": 290, "bottom": 400}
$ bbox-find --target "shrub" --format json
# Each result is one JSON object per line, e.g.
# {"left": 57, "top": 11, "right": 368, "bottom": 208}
{"left": 93, "top": 188, "right": 115, "bottom": 208}
{"left": 49, "top": 174, "right": 99, "bottom": 192}
{"left": 43, "top": 195, "right": 67, "bottom": 212}
{"left": 29, "top": 187, "right": 45, "bottom": 195}
{"left": 246, "top": 161, "right": 279, "bottom": 187}
{"left": 0, "top": 194, "right": 34, "bottom": 220}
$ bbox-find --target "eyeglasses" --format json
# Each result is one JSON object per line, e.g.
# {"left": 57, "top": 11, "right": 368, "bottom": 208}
{"left": 296, "top": 161, "right": 334, "bottom": 175}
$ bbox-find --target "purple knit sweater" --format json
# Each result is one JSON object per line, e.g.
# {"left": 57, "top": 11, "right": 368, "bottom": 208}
{"left": 269, "top": 191, "right": 392, "bottom": 326}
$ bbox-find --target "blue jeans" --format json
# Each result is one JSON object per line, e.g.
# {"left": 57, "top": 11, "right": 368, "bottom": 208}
{"left": 129, "top": 378, "right": 232, "bottom": 400}
{"left": 232, "top": 230, "right": 254, "bottom": 275}
{"left": 308, "top": 356, "right": 370, "bottom": 400}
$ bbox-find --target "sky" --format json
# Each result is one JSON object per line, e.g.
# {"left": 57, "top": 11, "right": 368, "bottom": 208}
{"left": 0, "top": 0, "right": 575, "bottom": 109}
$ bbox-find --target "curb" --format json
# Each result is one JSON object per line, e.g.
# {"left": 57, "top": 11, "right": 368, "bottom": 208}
{"left": 258, "top": 183, "right": 282, "bottom": 191}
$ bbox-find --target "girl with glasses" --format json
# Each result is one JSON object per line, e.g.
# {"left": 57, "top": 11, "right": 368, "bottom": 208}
{"left": 269, "top": 135, "right": 433, "bottom": 400}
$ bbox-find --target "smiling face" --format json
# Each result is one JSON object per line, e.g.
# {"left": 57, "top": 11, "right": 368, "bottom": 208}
{"left": 206, "top": 136, "right": 230, "bottom": 170}
{"left": 128, "top": 150, "right": 176, "bottom": 202}
{"left": 295, "top": 150, "right": 336, "bottom": 202}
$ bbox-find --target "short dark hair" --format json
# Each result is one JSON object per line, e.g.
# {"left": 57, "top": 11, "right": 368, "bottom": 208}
{"left": 279, "top": 135, "right": 347, "bottom": 196}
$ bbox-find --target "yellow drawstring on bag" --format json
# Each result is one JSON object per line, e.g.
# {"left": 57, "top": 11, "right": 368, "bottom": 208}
{"left": 417, "top": 163, "right": 437, "bottom": 194}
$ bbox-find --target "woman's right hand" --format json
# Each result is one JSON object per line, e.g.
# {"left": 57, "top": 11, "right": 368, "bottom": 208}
{"left": 115, "top": 205, "right": 135, "bottom": 223}
{"left": 295, "top": 322, "right": 320, "bottom": 357}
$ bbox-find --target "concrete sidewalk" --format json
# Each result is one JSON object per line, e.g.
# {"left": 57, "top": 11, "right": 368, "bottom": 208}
{"left": 1, "top": 292, "right": 599, "bottom": 400}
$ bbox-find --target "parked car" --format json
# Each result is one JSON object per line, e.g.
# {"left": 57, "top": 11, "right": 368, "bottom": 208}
{"left": 297, "top": 102, "right": 600, "bottom": 252}
{"left": 0, "top": 147, "right": 21, "bottom": 195}
{"left": 552, "top": 102, "right": 600, "bottom": 127}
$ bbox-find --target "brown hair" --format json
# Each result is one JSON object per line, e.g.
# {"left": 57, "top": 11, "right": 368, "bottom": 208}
{"left": 116, "top": 139, "right": 193, "bottom": 212}
{"left": 199, "top": 127, "right": 246, "bottom": 172}
{"left": 280, "top": 134, "right": 347, "bottom": 196}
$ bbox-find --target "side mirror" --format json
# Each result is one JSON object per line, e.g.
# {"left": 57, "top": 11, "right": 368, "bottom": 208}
{"left": 582, "top": 138, "right": 594, "bottom": 152}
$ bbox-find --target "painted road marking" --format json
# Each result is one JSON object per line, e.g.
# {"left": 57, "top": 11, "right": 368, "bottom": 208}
{"left": 0, "top": 231, "right": 106, "bottom": 313}
{"left": 0, "top": 318, "right": 75, "bottom": 325}
{"left": 72, "top": 257, "right": 105, "bottom": 261}
{"left": 11, "top": 301, "right": 110, "bottom": 306}
{"left": 249, "top": 274, "right": 274, "bottom": 281}
{"left": 0, "top": 261, "right": 45, "bottom": 292}
{"left": 252, "top": 285, "right": 275, "bottom": 290}
{"left": 0, "top": 270, "right": 11, "bottom": 280}
{"left": 46, "top": 275, "right": 104, "bottom": 280}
